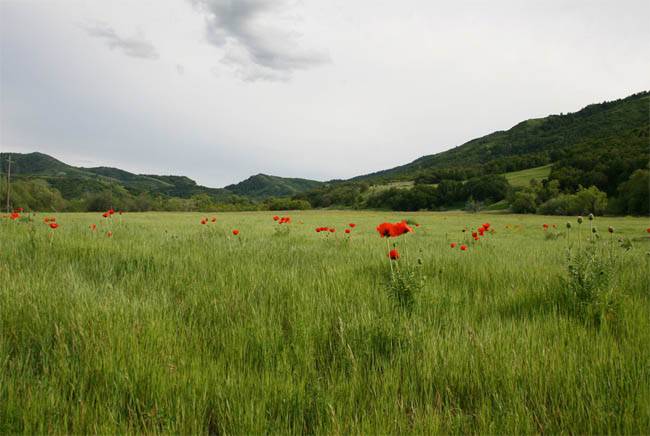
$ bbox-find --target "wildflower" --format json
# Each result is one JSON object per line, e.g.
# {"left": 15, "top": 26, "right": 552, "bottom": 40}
{"left": 472, "top": 231, "right": 478, "bottom": 238}
{"left": 349, "top": 223, "right": 356, "bottom": 228}
{"left": 543, "top": 224, "right": 549, "bottom": 230}
{"left": 232, "top": 229, "right": 239, "bottom": 236}
{"left": 329, "top": 228, "right": 336, "bottom": 233}
{"left": 102, "top": 212, "right": 109, "bottom": 218}
{"left": 450, "top": 242, "right": 457, "bottom": 248}
{"left": 211, "top": 217, "right": 217, "bottom": 223}
{"left": 388, "top": 249, "right": 399, "bottom": 260}
{"left": 49, "top": 223, "right": 59, "bottom": 229}
{"left": 107, "top": 231, "right": 113, "bottom": 237}
{"left": 391, "top": 221, "right": 413, "bottom": 236}
{"left": 478, "top": 228, "right": 485, "bottom": 236}
{"left": 90, "top": 224, "right": 96, "bottom": 231}
{"left": 200, "top": 219, "right": 207, "bottom": 225}
{"left": 460, "top": 244, "right": 467, "bottom": 251}
{"left": 273, "top": 215, "right": 280, "bottom": 221}
{"left": 345, "top": 229, "right": 351, "bottom": 234}
{"left": 10, "top": 212, "right": 19, "bottom": 220}
{"left": 376, "top": 223, "right": 393, "bottom": 237}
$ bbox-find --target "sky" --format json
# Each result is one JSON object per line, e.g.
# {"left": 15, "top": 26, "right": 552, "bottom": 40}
{"left": 1, "top": 0, "right": 649, "bottom": 188}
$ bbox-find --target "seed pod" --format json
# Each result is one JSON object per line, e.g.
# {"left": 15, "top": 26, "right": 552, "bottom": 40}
{"left": 592, "top": 227, "right": 598, "bottom": 233}
{"left": 577, "top": 216, "right": 583, "bottom": 224}
{"left": 608, "top": 226, "right": 614, "bottom": 234}
{"left": 566, "top": 222, "right": 572, "bottom": 229}
{"left": 588, "top": 213, "right": 594, "bottom": 221}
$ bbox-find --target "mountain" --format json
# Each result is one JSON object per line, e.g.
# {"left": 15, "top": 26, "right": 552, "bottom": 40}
{"left": 353, "top": 91, "right": 649, "bottom": 184}
{"left": 0, "top": 152, "right": 233, "bottom": 201}
{"left": 225, "top": 174, "right": 323, "bottom": 199}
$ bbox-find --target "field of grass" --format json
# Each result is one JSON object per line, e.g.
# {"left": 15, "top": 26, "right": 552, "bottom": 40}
{"left": 1, "top": 211, "right": 649, "bottom": 433}
{"left": 503, "top": 165, "right": 553, "bottom": 188}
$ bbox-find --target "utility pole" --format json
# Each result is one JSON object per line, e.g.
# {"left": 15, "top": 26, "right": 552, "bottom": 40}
{"left": 5, "top": 155, "right": 11, "bottom": 213}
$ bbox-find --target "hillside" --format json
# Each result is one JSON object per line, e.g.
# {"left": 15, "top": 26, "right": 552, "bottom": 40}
{"left": 354, "top": 91, "right": 649, "bottom": 183}
{"left": 225, "top": 174, "right": 323, "bottom": 199}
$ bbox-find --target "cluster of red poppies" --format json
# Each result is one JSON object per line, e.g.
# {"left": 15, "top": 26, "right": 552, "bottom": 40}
{"left": 315, "top": 227, "right": 335, "bottom": 233}
{"left": 376, "top": 220, "right": 414, "bottom": 238}
{"left": 273, "top": 215, "right": 291, "bottom": 224}
{"left": 101, "top": 209, "right": 116, "bottom": 218}
{"left": 542, "top": 223, "right": 558, "bottom": 230}
{"left": 43, "top": 216, "right": 58, "bottom": 229}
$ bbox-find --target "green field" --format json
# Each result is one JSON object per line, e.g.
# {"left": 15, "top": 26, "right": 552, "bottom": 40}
{"left": 1, "top": 211, "right": 649, "bottom": 433}
{"left": 504, "top": 165, "right": 553, "bottom": 188}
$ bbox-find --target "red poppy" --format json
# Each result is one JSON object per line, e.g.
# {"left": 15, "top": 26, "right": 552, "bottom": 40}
{"left": 388, "top": 249, "right": 399, "bottom": 260}
{"left": 232, "top": 229, "right": 239, "bottom": 236}
{"left": 102, "top": 212, "right": 109, "bottom": 218}
{"left": 460, "top": 244, "right": 467, "bottom": 251}
{"left": 345, "top": 229, "right": 351, "bottom": 234}
{"left": 349, "top": 223, "right": 356, "bottom": 228}
{"left": 10, "top": 212, "right": 19, "bottom": 220}
{"left": 376, "top": 221, "right": 413, "bottom": 238}
{"left": 200, "top": 219, "right": 207, "bottom": 225}
{"left": 106, "top": 231, "right": 113, "bottom": 237}
{"left": 482, "top": 223, "right": 490, "bottom": 230}
{"left": 90, "top": 224, "right": 96, "bottom": 231}
{"left": 478, "top": 228, "right": 485, "bottom": 236}
{"left": 647, "top": 228, "right": 650, "bottom": 233}
{"left": 543, "top": 223, "right": 549, "bottom": 230}
{"left": 450, "top": 242, "right": 457, "bottom": 248}
{"left": 49, "top": 223, "right": 59, "bottom": 229}
{"left": 316, "top": 228, "right": 322, "bottom": 233}
{"left": 273, "top": 215, "right": 280, "bottom": 221}
{"left": 15, "top": 207, "right": 24, "bottom": 213}
{"left": 211, "top": 217, "right": 217, "bottom": 222}
{"left": 108, "top": 209, "right": 115, "bottom": 215}
{"left": 278, "top": 216, "right": 291, "bottom": 224}
{"left": 472, "top": 231, "right": 478, "bottom": 238}
{"left": 329, "top": 228, "right": 335, "bottom": 233}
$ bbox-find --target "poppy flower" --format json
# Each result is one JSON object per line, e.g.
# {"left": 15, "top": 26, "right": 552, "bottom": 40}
{"left": 391, "top": 221, "right": 413, "bottom": 236}
{"left": 316, "top": 228, "right": 322, "bottom": 233}
{"left": 200, "top": 219, "right": 207, "bottom": 225}
{"left": 211, "top": 217, "right": 217, "bottom": 223}
{"left": 482, "top": 223, "right": 490, "bottom": 230}
{"left": 450, "top": 242, "right": 457, "bottom": 248}
{"left": 460, "top": 244, "right": 467, "bottom": 251}
{"left": 376, "top": 223, "right": 393, "bottom": 237}
{"left": 232, "top": 229, "right": 239, "bottom": 236}
{"left": 472, "top": 231, "right": 478, "bottom": 238}
{"left": 329, "top": 228, "right": 335, "bottom": 233}
{"left": 349, "top": 223, "right": 356, "bottom": 228}
{"left": 273, "top": 215, "right": 280, "bottom": 221}
{"left": 102, "top": 212, "right": 109, "bottom": 218}
{"left": 10, "top": 212, "right": 19, "bottom": 220}
{"left": 49, "top": 223, "right": 59, "bottom": 229}
{"left": 345, "top": 229, "right": 351, "bottom": 234}
{"left": 106, "top": 231, "right": 113, "bottom": 237}
{"left": 90, "top": 224, "right": 96, "bottom": 231}
{"left": 15, "top": 207, "right": 24, "bottom": 212}
{"left": 478, "top": 228, "right": 485, "bottom": 236}
{"left": 543, "top": 224, "right": 549, "bottom": 230}
{"left": 108, "top": 209, "right": 115, "bottom": 215}
{"left": 388, "top": 249, "right": 399, "bottom": 260}
{"left": 646, "top": 228, "right": 650, "bottom": 234}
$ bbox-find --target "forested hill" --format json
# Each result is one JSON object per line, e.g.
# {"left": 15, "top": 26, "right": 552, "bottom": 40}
{"left": 353, "top": 91, "right": 649, "bottom": 185}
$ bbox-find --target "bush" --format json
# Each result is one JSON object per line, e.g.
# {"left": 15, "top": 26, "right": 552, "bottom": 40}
{"left": 267, "top": 198, "right": 311, "bottom": 211}
{"left": 510, "top": 190, "right": 537, "bottom": 213}
{"left": 537, "top": 186, "right": 607, "bottom": 215}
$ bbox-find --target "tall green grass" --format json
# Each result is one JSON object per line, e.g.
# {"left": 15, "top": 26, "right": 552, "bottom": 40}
{"left": 1, "top": 211, "right": 649, "bottom": 433}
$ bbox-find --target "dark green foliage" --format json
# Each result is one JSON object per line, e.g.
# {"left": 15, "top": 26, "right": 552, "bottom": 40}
{"left": 537, "top": 186, "right": 608, "bottom": 216}
{"left": 615, "top": 169, "right": 650, "bottom": 215}
{"left": 225, "top": 173, "right": 322, "bottom": 199}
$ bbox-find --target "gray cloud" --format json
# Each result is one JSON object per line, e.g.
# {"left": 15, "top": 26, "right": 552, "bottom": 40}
{"left": 190, "top": 0, "right": 329, "bottom": 81}
{"left": 83, "top": 22, "right": 159, "bottom": 60}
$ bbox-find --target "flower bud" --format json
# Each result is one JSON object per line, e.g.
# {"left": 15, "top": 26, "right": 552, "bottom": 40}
{"left": 577, "top": 216, "right": 583, "bottom": 224}
{"left": 608, "top": 226, "right": 614, "bottom": 234}
{"left": 588, "top": 213, "right": 594, "bottom": 221}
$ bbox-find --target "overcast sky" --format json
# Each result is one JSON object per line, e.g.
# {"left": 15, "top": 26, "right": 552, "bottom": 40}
{"left": 1, "top": 0, "right": 649, "bottom": 187}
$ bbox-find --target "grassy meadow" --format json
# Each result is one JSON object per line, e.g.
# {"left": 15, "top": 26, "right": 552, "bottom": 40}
{"left": 1, "top": 211, "right": 649, "bottom": 433}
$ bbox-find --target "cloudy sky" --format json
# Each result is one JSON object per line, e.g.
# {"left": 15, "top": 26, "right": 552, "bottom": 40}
{"left": 1, "top": 0, "right": 649, "bottom": 187}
